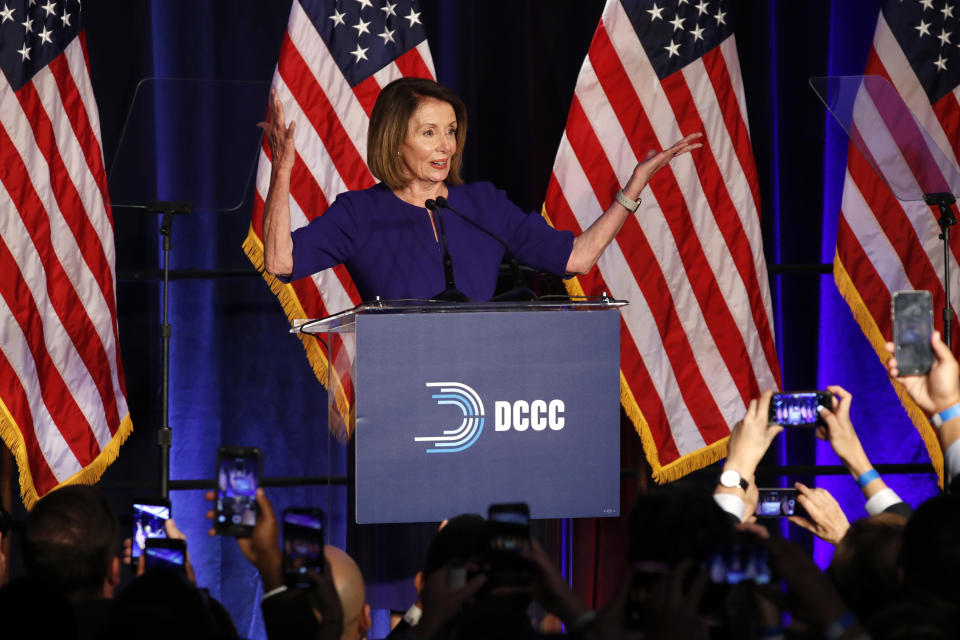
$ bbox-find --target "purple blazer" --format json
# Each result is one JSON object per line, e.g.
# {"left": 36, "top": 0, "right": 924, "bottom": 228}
{"left": 287, "top": 181, "right": 574, "bottom": 302}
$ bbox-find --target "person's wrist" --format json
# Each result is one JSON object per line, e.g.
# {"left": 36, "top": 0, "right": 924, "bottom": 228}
{"left": 256, "top": 550, "right": 285, "bottom": 591}
{"left": 626, "top": 170, "right": 649, "bottom": 198}
{"left": 855, "top": 469, "right": 880, "bottom": 489}
{"left": 932, "top": 394, "right": 960, "bottom": 415}
{"left": 270, "top": 165, "right": 293, "bottom": 183}
{"left": 722, "top": 459, "right": 755, "bottom": 480}
{"left": 843, "top": 453, "right": 872, "bottom": 479}
{"left": 931, "top": 399, "right": 960, "bottom": 423}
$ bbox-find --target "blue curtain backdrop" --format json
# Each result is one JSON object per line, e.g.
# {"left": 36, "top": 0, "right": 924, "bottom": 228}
{"left": 69, "top": 1, "right": 941, "bottom": 637}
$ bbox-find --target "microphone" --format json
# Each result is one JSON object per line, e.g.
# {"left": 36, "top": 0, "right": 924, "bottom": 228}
{"left": 434, "top": 196, "right": 536, "bottom": 301}
{"left": 424, "top": 199, "right": 469, "bottom": 302}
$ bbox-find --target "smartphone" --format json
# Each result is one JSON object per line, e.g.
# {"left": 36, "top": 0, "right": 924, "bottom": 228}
{"left": 892, "top": 290, "right": 934, "bottom": 375}
{"left": 215, "top": 446, "right": 261, "bottom": 537}
{"left": 702, "top": 535, "right": 771, "bottom": 585}
{"left": 283, "top": 507, "right": 325, "bottom": 589}
{"left": 144, "top": 538, "right": 186, "bottom": 574}
{"left": 487, "top": 502, "right": 533, "bottom": 585}
{"left": 768, "top": 391, "right": 833, "bottom": 426}
{"left": 624, "top": 561, "right": 669, "bottom": 629}
{"left": 131, "top": 498, "right": 170, "bottom": 559}
{"left": 755, "top": 488, "right": 803, "bottom": 518}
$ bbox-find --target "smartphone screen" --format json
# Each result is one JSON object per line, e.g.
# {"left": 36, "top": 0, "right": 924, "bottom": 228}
{"left": 703, "top": 537, "right": 771, "bottom": 585}
{"left": 487, "top": 502, "right": 533, "bottom": 586}
{"left": 144, "top": 538, "right": 186, "bottom": 574}
{"left": 755, "top": 488, "right": 799, "bottom": 518}
{"left": 283, "top": 508, "right": 325, "bottom": 588}
{"left": 488, "top": 503, "right": 531, "bottom": 553}
{"left": 131, "top": 500, "right": 170, "bottom": 559}
{"left": 215, "top": 447, "right": 261, "bottom": 537}
{"left": 768, "top": 391, "right": 832, "bottom": 426}
{"left": 892, "top": 290, "right": 934, "bottom": 375}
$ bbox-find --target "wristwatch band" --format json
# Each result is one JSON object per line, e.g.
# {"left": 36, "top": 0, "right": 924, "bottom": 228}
{"left": 615, "top": 189, "right": 641, "bottom": 212}
{"left": 719, "top": 469, "right": 748, "bottom": 491}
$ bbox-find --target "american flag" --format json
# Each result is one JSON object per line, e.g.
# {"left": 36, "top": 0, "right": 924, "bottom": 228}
{"left": 544, "top": 0, "right": 780, "bottom": 481}
{"left": 243, "top": 0, "right": 435, "bottom": 432}
{"left": 0, "top": 0, "right": 131, "bottom": 507}
{"left": 834, "top": 0, "right": 960, "bottom": 478}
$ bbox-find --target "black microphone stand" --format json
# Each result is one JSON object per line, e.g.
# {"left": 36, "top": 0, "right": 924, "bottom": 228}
{"left": 147, "top": 200, "right": 192, "bottom": 500}
{"left": 923, "top": 192, "right": 957, "bottom": 349}
{"left": 434, "top": 196, "right": 537, "bottom": 301}
{"left": 425, "top": 199, "right": 469, "bottom": 302}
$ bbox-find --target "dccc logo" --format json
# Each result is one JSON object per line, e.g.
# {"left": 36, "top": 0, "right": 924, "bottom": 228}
{"left": 414, "top": 382, "right": 485, "bottom": 453}
{"left": 415, "top": 382, "right": 566, "bottom": 453}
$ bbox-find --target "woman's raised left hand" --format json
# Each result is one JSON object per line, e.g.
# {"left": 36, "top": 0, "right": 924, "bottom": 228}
{"left": 628, "top": 132, "right": 703, "bottom": 190}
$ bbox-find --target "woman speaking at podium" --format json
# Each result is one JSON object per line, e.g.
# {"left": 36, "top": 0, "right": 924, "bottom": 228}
{"left": 260, "top": 77, "right": 700, "bottom": 301}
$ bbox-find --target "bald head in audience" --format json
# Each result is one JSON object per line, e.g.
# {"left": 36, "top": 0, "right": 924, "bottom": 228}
{"left": 325, "top": 545, "right": 370, "bottom": 640}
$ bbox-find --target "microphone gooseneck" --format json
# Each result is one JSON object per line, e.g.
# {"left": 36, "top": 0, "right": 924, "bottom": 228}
{"left": 433, "top": 196, "right": 536, "bottom": 301}
{"left": 424, "top": 198, "right": 469, "bottom": 302}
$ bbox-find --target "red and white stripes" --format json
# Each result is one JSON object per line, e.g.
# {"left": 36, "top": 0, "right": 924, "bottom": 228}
{"left": 0, "top": 34, "right": 131, "bottom": 507}
{"left": 545, "top": 0, "right": 779, "bottom": 479}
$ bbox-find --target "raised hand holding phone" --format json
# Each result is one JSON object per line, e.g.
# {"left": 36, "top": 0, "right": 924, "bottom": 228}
{"left": 487, "top": 502, "right": 533, "bottom": 586}
{"left": 768, "top": 391, "right": 833, "bottom": 427}
{"left": 136, "top": 518, "right": 196, "bottom": 583}
{"left": 206, "top": 486, "right": 283, "bottom": 593}
{"left": 886, "top": 330, "right": 960, "bottom": 415}
{"left": 283, "top": 507, "right": 326, "bottom": 589}
{"left": 787, "top": 483, "right": 850, "bottom": 546}
{"left": 130, "top": 498, "right": 170, "bottom": 560}
{"left": 891, "top": 290, "right": 934, "bottom": 376}
{"left": 214, "top": 446, "right": 261, "bottom": 538}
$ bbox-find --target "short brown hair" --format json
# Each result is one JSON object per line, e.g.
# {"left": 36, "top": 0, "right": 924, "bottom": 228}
{"left": 367, "top": 77, "right": 467, "bottom": 190}
{"left": 23, "top": 485, "right": 120, "bottom": 602}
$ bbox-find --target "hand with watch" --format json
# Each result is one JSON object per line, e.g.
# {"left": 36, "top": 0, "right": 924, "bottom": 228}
{"left": 715, "top": 390, "right": 783, "bottom": 521}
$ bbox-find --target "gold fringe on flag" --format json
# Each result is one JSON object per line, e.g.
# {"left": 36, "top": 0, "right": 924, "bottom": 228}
{"left": 540, "top": 206, "right": 727, "bottom": 483}
{"left": 0, "top": 396, "right": 134, "bottom": 510}
{"left": 242, "top": 227, "right": 354, "bottom": 431}
{"left": 833, "top": 252, "right": 944, "bottom": 486}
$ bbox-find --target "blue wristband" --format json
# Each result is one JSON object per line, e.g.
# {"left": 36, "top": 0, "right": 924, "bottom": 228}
{"left": 856, "top": 469, "right": 880, "bottom": 488}
{"left": 931, "top": 402, "right": 960, "bottom": 428}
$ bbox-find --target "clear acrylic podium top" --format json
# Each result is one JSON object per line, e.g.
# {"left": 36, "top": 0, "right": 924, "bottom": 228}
{"left": 292, "top": 297, "right": 628, "bottom": 335}
{"left": 809, "top": 75, "right": 960, "bottom": 202}
{"left": 107, "top": 78, "right": 269, "bottom": 211}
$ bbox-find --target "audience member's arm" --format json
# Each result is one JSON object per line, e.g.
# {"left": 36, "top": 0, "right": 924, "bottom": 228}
{"left": 205, "top": 488, "right": 343, "bottom": 640}
{"left": 644, "top": 559, "right": 708, "bottom": 640}
{"left": 206, "top": 488, "right": 284, "bottom": 593}
{"left": 886, "top": 330, "right": 960, "bottom": 488}
{"left": 714, "top": 391, "right": 783, "bottom": 522}
{"left": 519, "top": 540, "right": 592, "bottom": 628}
{"left": 788, "top": 483, "right": 850, "bottom": 545}
{"left": 817, "top": 385, "right": 908, "bottom": 515}
{"left": 758, "top": 533, "right": 870, "bottom": 640}
{"left": 408, "top": 567, "right": 486, "bottom": 640}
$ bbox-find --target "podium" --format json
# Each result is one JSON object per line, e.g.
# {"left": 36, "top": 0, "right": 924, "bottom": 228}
{"left": 297, "top": 299, "right": 625, "bottom": 524}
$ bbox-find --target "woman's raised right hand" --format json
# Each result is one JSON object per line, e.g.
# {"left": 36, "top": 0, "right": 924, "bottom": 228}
{"left": 258, "top": 88, "right": 296, "bottom": 175}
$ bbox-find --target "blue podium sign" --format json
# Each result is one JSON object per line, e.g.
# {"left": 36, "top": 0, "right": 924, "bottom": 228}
{"left": 351, "top": 307, "right": 620, "bottom": 523}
